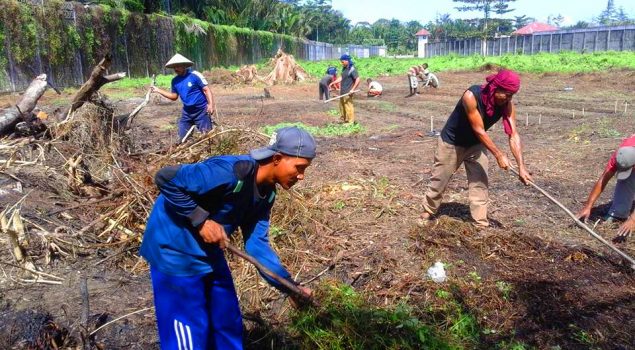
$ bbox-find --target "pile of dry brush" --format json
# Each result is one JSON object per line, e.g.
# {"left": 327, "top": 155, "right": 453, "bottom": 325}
{"left": 0, "top": 52, "right": 339, "bottom": 347}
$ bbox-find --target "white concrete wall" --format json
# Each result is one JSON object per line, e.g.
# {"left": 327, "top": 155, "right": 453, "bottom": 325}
{"left": 417, "top": 36, "right": 428, "bottom": 57}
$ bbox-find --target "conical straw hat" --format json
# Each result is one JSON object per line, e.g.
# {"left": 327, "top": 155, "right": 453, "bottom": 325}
{"left": 165, "top": 53, "right": 194, "bottom": 68}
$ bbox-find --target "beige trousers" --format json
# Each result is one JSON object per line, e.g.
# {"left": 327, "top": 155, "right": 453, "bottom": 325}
{"left": 423, "top": 137, "right": 490, "bottom": 226}
{"left": 339, "top": 95, "right": 355, "bottom": 123}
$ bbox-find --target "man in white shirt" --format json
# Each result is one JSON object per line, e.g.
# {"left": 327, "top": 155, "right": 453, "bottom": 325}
{"left": 367, "top": 78, "right": 383, "bottom": 97}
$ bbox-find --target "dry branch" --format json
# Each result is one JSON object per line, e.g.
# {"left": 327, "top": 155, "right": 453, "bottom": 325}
{"left": 67, "top": 55, "right": 126, "bottom": 116}
{"left": 125, "top": 75, "right": 156, "bottom": 129}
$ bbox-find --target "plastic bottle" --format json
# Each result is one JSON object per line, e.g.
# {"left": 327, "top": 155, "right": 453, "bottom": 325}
{"left": 427, "top": 261, "right": 446, "bottom": 283}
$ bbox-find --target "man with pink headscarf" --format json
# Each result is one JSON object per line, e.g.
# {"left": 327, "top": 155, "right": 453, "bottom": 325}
{"left": 419, "top": 70, "right": 532, "bottom": 227}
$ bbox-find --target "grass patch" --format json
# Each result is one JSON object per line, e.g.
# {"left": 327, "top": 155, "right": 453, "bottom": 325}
{"left": 108, "top": 74, "right": 173, "bottom": 90}
{"left": 300, "top": 51, "right": 635, "bottom": 78}
{"left": 291, "top": 283, "right": 453, "bottom": 349}
{"left": 378, "top": 101, "right": 397, "bottom": 112}
{"left": 597, "top": 117, "right": 621, "bottom": 138}
{"left": 326, "top": 109, "right": 340, "bottom": 117}
{"left": 262, "top": 122, "right": 364, "bottom": 137}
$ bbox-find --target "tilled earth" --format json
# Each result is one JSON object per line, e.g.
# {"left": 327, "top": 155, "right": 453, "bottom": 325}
{"left": 1, "top": 69, "right": 634, "bottom": 349}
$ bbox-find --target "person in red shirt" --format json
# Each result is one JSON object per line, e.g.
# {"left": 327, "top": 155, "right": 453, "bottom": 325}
{"left": 577, "top": 134, "right": 635, "bottom": 242}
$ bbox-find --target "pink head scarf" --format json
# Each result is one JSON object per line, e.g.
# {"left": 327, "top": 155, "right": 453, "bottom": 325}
{"left": 480, "top": 69, "right": 521, "bottom": 135}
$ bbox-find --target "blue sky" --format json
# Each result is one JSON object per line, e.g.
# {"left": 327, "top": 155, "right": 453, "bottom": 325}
{"left": 331, "top": 0, "right": 635, "bottom": 26}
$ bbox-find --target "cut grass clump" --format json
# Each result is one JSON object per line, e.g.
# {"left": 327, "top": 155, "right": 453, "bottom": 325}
{"left": 262, "top": 122, "right": 364, "bottom": 137}
{"left": 290, "top": 283, "right": 453, "bottom": 350}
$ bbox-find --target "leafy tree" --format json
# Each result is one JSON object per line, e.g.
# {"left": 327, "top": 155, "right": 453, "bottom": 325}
{"left": 597, "top": 0, "right": 618, "bottom": 25}
{"left": 513, "top": 15, "right": 533, "bottom": 29}
{"left": 453, "top": 0, "right": 516, "bottom": 33}
{"left": 565, "top": 21, "right": 591, "bottom": 29}
{"left": 547, "top": 14, "right": 565, "bottom": 27}
{"left": 615, "top": 7, "right": 634, "bottom": 25}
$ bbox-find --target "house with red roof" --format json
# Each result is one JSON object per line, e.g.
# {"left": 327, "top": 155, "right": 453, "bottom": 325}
{"left": 512, "top": 22, "right": 559, "bottom": 35}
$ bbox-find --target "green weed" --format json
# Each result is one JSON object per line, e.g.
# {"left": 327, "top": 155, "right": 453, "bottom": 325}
{"left": 262, "top": 122, "right": 364, "bottom": 137}
{"left": 495, "top": 281, "right": 513, "bottom": 300}
{"left": 597, "top": 117, "right": 621, "bottom": 138}
{"left": 326, "top": 109, "right": 340, "bottom": 117}
{"left": 269, "top": 225, "right": 285, "bottom": 238}
{"left": 435, "top": 289, "right": 451, "bottom": 299}
{"left": 468, "top": 271, "right": 482, "bottom": 283}
{"left": 160, "top": 124, "right": 176, "bottom": 131}
{"left": 291, "top": 283, "right": 453, "bottom": 350}
{"left": 332, "top": 200, "right": 346, "bottom": 211}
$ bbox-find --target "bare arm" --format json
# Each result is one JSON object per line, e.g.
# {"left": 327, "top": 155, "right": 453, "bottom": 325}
{"left": 328, "top": 77, "right": 342, "bottom": 89}
{"left": 577, "top": 169, "right": 615, "bottom": 220}
{"left": 151, "top": 86, "right": 178, "bottom": 101}
{"left": 505, "top": 103, "right": 532, "bottom": 184}
{"left": 202, "top": 85, "right": 215, "bottom": 114}
{"left": 351, "top": 77, "right": 361, "bottom": 92}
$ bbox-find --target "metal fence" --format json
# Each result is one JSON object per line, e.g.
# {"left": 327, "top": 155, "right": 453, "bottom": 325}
{"left": 425, "top": 25, "right": 635, "bottom": 57}
{"left": 303, "top": 41, "right": 386, "bottom": 61}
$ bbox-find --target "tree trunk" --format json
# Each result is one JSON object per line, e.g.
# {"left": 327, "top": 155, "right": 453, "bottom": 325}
{"left": 68, "top": 54, "right": 126, "bottom": 115}
{"left": 0, "top": 74, "right": 48, "bottom": 135}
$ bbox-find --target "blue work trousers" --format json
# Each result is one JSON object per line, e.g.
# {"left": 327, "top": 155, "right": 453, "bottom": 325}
{"left": 178, "top": 107, "right": 212, "bottom": 140}
{"left": 608, "top": 171, "right": 635, "bottom": 219}
{"left": 149, "top": 260, "right": 243, "bottom": 349}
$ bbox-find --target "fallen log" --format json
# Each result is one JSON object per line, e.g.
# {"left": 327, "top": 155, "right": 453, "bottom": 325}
{"left": 0, "top": 74, "right": 48, "bottom": 135}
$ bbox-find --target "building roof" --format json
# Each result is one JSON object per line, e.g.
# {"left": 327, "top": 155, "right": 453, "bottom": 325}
{"left": 415, "top": 29, "right": 430, "bottom": 36}
{"left": 512, "top": 22, "right": 559, "bottom": 35}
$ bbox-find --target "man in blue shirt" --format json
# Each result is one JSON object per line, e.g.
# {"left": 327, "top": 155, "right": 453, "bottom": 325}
{"left": 140, "top": 126, "right": 316, "bottom": 349}
{"left": 152, "top": 54, "right": 216, "bottom": 141}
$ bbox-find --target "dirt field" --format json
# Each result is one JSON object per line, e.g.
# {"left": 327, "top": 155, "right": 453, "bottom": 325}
{"left": 1, "top": 69, "right": 634, "bottom": 349}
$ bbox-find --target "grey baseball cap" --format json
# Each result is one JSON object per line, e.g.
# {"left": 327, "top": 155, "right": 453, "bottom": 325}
{"left": 616, "top": 146, "right": 635, "bottom": 180}
{"left": 250, "top": 126, "right": 317, "bottom": 160}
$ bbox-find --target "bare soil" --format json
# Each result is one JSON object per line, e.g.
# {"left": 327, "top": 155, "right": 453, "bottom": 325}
{"left": 1, "top": 69, "right": 634, "bottom": 349}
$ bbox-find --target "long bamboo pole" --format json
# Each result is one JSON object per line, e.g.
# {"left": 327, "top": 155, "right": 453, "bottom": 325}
{"left": 323, "top": 89, "right": 361, "bottom": 103}
{"left": 509, "top": 168, "right": 635, "bottom": 269}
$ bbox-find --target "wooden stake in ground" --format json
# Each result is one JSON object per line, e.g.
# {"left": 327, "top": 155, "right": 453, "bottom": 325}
{"left": 0, "top": 74, "right": 48, "bottom": 135}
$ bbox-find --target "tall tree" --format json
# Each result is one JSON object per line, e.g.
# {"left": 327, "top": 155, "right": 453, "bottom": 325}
{"left": 513, "top": 15, "right": 533, "bottom": 29}
{"left": 597, "top": 0, "right": 618, "bottom": 25}
{"left": 615, "top": 7, "right": 634, "bottom": 25}
{"left": 453, "top": 0, "right": 516, "bottom": 34}
{"left": 548, "top": 14, "right": 565, "bottom": 27}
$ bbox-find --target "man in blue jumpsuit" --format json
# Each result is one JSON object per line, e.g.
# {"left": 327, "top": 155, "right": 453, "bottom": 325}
{"left": 152, "top": 53, "right": 216, "bottom": 141}
{"left": 140, "top": 126, "right": 315, "bottom": 349}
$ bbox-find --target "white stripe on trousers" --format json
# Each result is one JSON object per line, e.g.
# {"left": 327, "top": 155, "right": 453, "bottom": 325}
{"left": 174, "top": 319, "right": 194, "bottom": 350}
